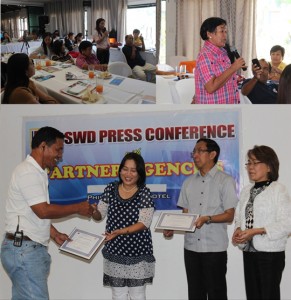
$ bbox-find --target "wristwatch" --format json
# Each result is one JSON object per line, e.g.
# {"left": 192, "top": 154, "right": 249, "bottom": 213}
{"left": 206, "top": 216, "right": 212, "bottom": 225}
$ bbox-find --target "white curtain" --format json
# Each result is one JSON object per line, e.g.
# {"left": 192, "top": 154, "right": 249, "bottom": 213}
{"left": 1, "top": 11, "right": 21, "bottom": 39}
{"left": 44, "top": 0, "right": 84, "bottom": 37}
{"left": 156, "top": 0, "right": 162, "bottom": 64}
{"left": 176, "top": 0, "right": 257, "bottom": 76}
{"left": 91, "top": 0, "right": 127, "bottom": 43}
{"left": 176, "top": 0, "right": 218, "bottom": 60}
{"left": 217, "top": 0, "right": 257, "bottom": 77}
{"left": 61, "top": 0, "right": 84, "bottom": 36}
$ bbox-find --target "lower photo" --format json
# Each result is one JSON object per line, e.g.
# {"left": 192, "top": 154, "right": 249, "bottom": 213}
{"left": 0, "top": 105, "right": 291, "bottom": 300}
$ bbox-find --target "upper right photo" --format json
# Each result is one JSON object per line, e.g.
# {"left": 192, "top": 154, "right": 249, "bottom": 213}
{"left": 156, "top": 0, "right": 291, "bottom": 104}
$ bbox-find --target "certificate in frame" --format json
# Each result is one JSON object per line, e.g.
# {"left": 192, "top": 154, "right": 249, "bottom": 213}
{"left": 59, "top": 228, "right": 105, "bottom": 260}
{"left": 155, "top": 212, "right": 199, "bottom": 232}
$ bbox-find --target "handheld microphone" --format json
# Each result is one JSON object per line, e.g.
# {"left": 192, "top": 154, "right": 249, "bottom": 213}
{"left": 230, "top": 46, "right": 247, "bottom": 71}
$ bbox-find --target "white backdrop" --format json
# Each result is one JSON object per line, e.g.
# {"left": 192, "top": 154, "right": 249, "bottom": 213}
{"left": 0, "top": 105, "right": 291, "bottom": 300}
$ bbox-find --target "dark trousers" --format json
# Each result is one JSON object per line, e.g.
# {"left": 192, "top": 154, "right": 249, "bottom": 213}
{"left": 184, "top": 249, "right": 227, "bottom": 300}
{"left": 243, "top": 251, "right": 285, "bottom": 300}
{"left": 97, "top": 48, "right": 110, "bottom": 64}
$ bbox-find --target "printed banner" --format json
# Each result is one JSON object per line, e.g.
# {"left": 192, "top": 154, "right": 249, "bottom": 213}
{"left": 24, "top": 109, "right": 241, "bottom": 210}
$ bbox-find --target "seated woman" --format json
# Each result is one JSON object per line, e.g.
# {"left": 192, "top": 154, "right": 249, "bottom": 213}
{"left": 29, "top": 32, "right": 53, "bottom": 59}
{"left": 1, "top": 32, "right": 11, "bottom": 44}
{"left": 2, "top": 53, "right": 59, "bottom": 104}
{"left": 76, "top": 41, "right": 107, "bottom": 71}
{"left": 64, "top": 32, "right": 77, "bottom": 52}
{"left": 52, "top": 30, "right": 60, "bottom": 42}
{"left": 51, "top": 39, "right": 74, "bottom": 63}
{"left": 269, "top": 45, "right": 286, "bottom": 81}
{"left": 74, "top": 33, "right": 83, "bottom": 47}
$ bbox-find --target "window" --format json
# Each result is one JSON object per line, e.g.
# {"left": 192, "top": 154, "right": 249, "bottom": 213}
{"left": 256, "top": 0, "right": 291, "bottom": 64}
{"left": 127, "top": 4, "right": 156, "bottom": 49}
{"left": 18, "top": 17, "right": 28, "bottom": 38}
{"left": 126, "top": 1, "right": 166, "bottom": 63}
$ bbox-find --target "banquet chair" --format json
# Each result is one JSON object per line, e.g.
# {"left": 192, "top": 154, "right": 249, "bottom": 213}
{"left": 156, "top": 63, "right": 175, "bottom": 73}
{"left": 168, "top": 56, "right": 188, "bottom": 69}
{"left": 109, "top": 48, "right": 128, "bottom": 63}
{"left": 108, "top": 62, "right": 133, "bottom": 77}
{"left": 179, "top": 60, "right": 197, "bottom": 73}
{"left": 174, "top": 78, "right": 195, "bottom": 104}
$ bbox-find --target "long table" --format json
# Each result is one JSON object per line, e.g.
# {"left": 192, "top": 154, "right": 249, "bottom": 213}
{"left": 1, "top": 41, "right": 42, "bottom": 54}
{"left": 33, "top": 63, "right": 156, "bottom": 104}
{"left": 156, "top": 74, "right": 252, "bottom": 104}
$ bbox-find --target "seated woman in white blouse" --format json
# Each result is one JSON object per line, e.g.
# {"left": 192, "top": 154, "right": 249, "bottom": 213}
{"left": 29, "top": 32, "right": 53, "bottom": 59}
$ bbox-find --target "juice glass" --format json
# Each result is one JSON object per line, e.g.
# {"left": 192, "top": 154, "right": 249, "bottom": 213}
{"left": 96, "top": 77, "right": 104, "bottom": 94}
{"left": 88, "top": 65, "right": 95, "bottom": 79}
{"left": 35, "top": 60, "right": 42, "bottom": 70}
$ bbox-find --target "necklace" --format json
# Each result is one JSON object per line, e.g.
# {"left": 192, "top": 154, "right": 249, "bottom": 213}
{"left": 121, "top": 183, "right": 137, "bottom": 192}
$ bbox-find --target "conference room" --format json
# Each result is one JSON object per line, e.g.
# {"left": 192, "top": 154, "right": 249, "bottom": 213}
{"left": 2, "top": 0, "right": 291, "bottom": 104}
{"left": 1, "top": 0, "right": 157, "bottom": 104}
{"left": 1, "top": 1, "right": 291, "bottom": 300}
{"left": 156, "top": 0, "right": 291, "bottom": 104}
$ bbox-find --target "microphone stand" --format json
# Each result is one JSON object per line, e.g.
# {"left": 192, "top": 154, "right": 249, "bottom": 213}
{"left": 21, "top": 38, "right": 30, "bottom": 54}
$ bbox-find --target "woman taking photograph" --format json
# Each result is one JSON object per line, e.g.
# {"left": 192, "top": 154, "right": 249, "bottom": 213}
{"left": 92, "top": 152, "right": 155, "bottom": 300}
{"left": 92, "top": 18, "right": 110, "bottom": 64}
{"left": 29, "top": 32, "right": 53, "bottom": 59}
{"left": 232, "top": 145, "right": 291, "bottom": 300}
{"left": 2, "top": 53, "right": 58, "bottom": 104}
{"left": 194, "top": 17, "right": 246, "bottom": 104}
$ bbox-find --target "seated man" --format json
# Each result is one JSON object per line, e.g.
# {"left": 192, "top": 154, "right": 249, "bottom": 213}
{"left": 241, "top": 58, "right": 278, "bottom": 104}
{"left": 76, "top": 41, "right": 107, "bottom": 71}
{"left": 122, "top": 34, "right": 156, "bottom": 82}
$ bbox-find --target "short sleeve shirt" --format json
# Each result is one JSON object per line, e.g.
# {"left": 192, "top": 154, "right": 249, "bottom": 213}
{"left": 177, "top": 166, "right": 238, "bottom": 252}
{"left": 195, "top": 41, "right": 240, "bottom": 104}
{"left": 76, "top": 53, "right": 100, "bottom": 69}
{"left": 100, "top": 181, "right": 154, "bottom": 258}
{"left": 241, "top": 79, "right": 278, "bottom": 104}
{"left": 5, "top": 155, "right": 51, "bottom": 246}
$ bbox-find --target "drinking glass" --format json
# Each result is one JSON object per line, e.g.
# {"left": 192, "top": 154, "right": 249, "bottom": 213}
{"left": 180, "top": 64, "right": 187, "bottom": 76}
{"left": 96, "top": 77, "right": 104, "bottom": 94}
{"left": 88, "top": 65, "right": 95, "bottom": 79}
{"left": 35, "top": 59, "right": 42, "bottom": 70}
{"left": 175, "top": 66, "right": 180, "bottom": 77}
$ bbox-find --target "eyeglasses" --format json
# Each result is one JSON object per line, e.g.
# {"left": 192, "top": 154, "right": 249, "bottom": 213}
{"left": 245, "top": 161, "right": 263, "bottom": 167}
{"left": 190, "top": 149, "right": 209, "bottom": 157}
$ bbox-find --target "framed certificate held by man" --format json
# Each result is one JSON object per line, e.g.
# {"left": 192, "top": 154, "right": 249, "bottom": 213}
{"left": 59, "top": 228, "right": 105, "bottom": 260}
{"left": 155, "top": 212, "right": 199, "bottom": 232}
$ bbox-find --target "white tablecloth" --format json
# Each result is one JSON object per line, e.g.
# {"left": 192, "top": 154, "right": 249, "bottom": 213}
{"left": 156, "top": 74, "right": 194, "bottom": 104}
{"left": 1, "top": 41, "right": 42, "bottom": 54}
{"left": 33, "top": 64, "right": 156, "bottom": 104}
{"left": 157, "top": 74, "right": 252, "bottom": 105}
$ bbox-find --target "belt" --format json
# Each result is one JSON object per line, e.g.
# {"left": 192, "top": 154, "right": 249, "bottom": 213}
{"left": 5, "top": 233, "right": 32, "bottom": 241}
